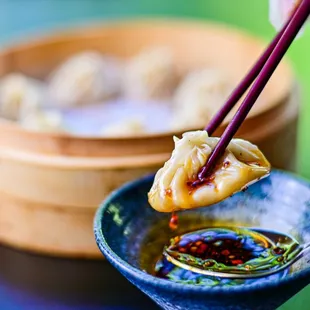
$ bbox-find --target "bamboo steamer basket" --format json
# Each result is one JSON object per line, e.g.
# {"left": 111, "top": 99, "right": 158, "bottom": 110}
{"left": 0, "top": 19, "right": 298, "bottom": 258}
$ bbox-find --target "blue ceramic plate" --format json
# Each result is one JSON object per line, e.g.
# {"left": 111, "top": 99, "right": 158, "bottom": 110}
{"left": 94, "top": 170, "right": 310, "bottom": 310}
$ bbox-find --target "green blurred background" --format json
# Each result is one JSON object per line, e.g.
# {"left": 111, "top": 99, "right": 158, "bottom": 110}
{"left": 1, "top": 0, "right": 310, "bottom": 179}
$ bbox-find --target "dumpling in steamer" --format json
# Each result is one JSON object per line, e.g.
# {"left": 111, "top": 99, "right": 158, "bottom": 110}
{"left": 148, "top": 130, "right": 271, "bottom": 212}
{"left": 170, "top": 68, "right": 233, "bottom": 131}
{"left": 0, "top": 73, "right": 46, "bottom": 120}
{"left": 47, "top": 51, "right": 121, "bottom": 108}
{"left": 123, "top": 47, "right": 178, "bottom": 101}
{"left": 19, "top": 110, "right": 65, "bottom": 133}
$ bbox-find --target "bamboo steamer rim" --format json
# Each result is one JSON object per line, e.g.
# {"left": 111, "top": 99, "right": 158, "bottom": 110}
{"left": 0, "top": 18, "right": 294, "bottom": 156}
{"left": 0, "top": 147, "right": 170, "bottom": 169}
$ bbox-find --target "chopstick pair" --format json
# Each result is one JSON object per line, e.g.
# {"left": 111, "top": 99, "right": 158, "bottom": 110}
{"left": 197, "top": 0, "right": 310, "bottom": 182}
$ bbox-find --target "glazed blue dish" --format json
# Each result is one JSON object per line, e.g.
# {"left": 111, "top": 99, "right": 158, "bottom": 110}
{"left": 94, "top": 170, "right": 310, "bottom": 310}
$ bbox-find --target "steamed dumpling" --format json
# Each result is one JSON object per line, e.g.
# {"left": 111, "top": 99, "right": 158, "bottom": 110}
{"left": 101, "top": 117, "right": 146, "bottom": 137}
{"left": 47, "top": 51, "right": 121, "bottom": 108}
{"left": 19, "top": 110, "right": 65, "bottom": 133}
{"left": 148, "top": 130, "right": 271, "bottom": 212}
{"left": 170, "top": 68, "right": 233, "bottom": 131}
{"left": 123, "top": 47, "right": 178, "bottom": 101}
{"left": 0, "top": 73, "right": 46, "bottom": 120}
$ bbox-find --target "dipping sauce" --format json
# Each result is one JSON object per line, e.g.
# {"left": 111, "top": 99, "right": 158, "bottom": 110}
{"left": 169, "top": 212, "right": 179, "bottom": 230}
{"left": 153, "top": 255, "right": 288, "bottom": 287}
{"left": 153, "top": 227, "right": 298, "bottom": 282}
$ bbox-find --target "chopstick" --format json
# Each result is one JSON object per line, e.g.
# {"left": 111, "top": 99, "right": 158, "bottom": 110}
{"left": 199, "top": 0, "right": 310, "bottom": 181}
{"left": 205, "top": 5, "right": 298, "bottom": 136}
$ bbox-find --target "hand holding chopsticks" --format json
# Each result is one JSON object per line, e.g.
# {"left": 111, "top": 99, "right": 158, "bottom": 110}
{"left": 197, "top": 0, "right": 310, "bottom": 183}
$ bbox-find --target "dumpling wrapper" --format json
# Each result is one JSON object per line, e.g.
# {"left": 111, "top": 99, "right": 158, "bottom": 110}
{"left": 19, "top": 110, "right": 65, "bottom": 133}
{"left": 148, "top": 131, "right": 271, "bottom": 212}
{"left": 123, "top": 47, "right": 178, "bottom": 101}
{"left": 0, "top": 73, "right": 46, "bottom": 120}
{"left": 47, "top": 51, "right": 122, "bottom": 108}
{"left": 171, "top": 68, "right": 233, "bottom": 131}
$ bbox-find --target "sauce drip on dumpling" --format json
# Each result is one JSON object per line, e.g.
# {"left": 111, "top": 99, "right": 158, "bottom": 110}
{"left": 148, "top": 130, "right": 271, "bottom": 212}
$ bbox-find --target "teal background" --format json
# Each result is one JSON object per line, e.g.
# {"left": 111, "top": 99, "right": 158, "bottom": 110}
{"left": 0, "top": 1, "right": 309, "bottom": 309}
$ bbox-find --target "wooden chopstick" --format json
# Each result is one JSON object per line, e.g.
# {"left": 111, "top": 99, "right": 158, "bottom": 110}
{"left": 199, "top": 0, "right": 310, "bottom": 181}
{"left": 205, "top": 5, "right": 298, "bottom": 136}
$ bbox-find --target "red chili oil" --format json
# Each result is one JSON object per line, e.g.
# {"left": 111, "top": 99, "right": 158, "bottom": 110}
{"left": 169, "top": 212, "right": 178, "bottom": 231}
{"left": 148, "top": 224, "right": 301, "bottom": 285}
{"left": 152, "top": 226, "right": 297, "bottom": 282}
